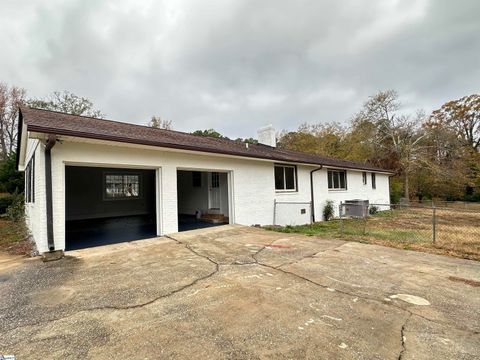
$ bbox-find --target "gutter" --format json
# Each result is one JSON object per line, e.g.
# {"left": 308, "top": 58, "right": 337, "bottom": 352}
{"left": 45, "top": 134, "right": 57, "bottom": 252}
{"left": 310, "top": 165, "right": 323, "bottom": 223}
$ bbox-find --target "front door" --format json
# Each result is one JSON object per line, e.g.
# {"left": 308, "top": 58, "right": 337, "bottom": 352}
{"left": 208, "top": 172, "right": 221, "bottom": 210}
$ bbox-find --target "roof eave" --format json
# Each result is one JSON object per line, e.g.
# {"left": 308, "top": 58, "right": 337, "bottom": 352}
{"left": 26, "top": 124, "right": 394, "bottom": 174}
{"left": 16, "top": 109, "right": 28, "bottom": 171}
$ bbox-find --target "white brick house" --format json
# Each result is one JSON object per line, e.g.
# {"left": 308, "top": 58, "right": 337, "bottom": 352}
{"left": 17, "top": 108, "right": 392, "bottom": 253}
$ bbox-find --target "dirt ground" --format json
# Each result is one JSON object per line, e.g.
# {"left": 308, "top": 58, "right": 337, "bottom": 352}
{"left": 1, "top": 225, "right": 479, "bottom": 359}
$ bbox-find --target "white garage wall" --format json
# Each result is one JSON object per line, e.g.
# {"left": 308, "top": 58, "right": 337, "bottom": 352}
{"left": 49, "top": 140, "right": 279, "bottom": 250}
{"left": 24, "top": 139, "right": 49, "bottom": 253}
{"left": 27, "top": 137, "right": 391, "bottom": 252}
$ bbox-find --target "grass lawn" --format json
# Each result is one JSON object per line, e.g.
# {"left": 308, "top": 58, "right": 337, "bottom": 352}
{"left": 264, "top": 208, "right": 480, "bottom": 261}
{"left": 0, "top": 219, "right": 31, "bottom": 255}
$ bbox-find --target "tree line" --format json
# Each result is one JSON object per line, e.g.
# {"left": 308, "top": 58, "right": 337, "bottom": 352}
{"left": 0, "top": 82, "right": 478, "bottom": 202}
{"left": 277, "top": 90, "right": 479, "bottom": 202}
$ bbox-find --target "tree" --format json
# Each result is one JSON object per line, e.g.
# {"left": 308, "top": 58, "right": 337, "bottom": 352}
{"left": 147, "top": 116, "right": 172, "bottom": 130}
{"left": 0, "top": 83, "right": 26, "bottom": 160}
{"left": 429, "top": 94, "right": 480, "bottom": 199}
{"left": 353, "top": 90, "right": 427, "bottom": 199}
{"left": 191, "top": 129, "right": 228, "bottom": 139}
{"left": 0, "top": 152, "right": 24, "bottom": 193}
{"left": 430, "top": 94, "right": 480, "bottom": 151}
{"left": 27, "top": 90, "right": 104, "bottom": 118}
{"left": 277, "top": 123, "right": 348, "bottom": 158}
{"left": 237, "top": 137, "right": 258, "bottom": 144}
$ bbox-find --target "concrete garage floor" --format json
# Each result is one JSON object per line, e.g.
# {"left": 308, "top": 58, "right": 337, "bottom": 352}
{"left": 0, "top": 226, "right": 479, "bottom": 359}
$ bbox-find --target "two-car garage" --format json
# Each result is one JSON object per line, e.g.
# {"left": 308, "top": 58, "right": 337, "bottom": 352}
{"left": 64, "top": 166, "right": 231, "bottom": 250}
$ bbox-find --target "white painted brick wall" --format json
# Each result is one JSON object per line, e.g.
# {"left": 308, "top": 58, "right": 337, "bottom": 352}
{"left": 312, "top": 168, "right": 391, "bottom": 220}
{"left": 24, "top": 139, "right": 49, "bottom": 253}
{"left": 26, "top": 138, "right": 391, "bottom": 252}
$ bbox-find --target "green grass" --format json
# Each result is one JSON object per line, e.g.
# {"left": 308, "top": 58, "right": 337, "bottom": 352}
{"left": 0, "top": 219, "right": 28, "bottom": 247}
{"left": 264, "top": 213, "right": 430, "bottom": 244}
{"left": 264, "top": 220, "right": 341, "bottom": 237}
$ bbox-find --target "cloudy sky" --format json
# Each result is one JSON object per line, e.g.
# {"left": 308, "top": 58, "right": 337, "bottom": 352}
{"left": 1, "top": 0, "right": 479, "bottom": 138}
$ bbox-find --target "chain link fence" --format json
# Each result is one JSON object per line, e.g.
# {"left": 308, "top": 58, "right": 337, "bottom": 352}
{"left": 338, "top": 202, "right": 480, "bottom": 257}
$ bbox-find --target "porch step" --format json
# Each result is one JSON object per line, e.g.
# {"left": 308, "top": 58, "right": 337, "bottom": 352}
{"left": 201, "top": 213, "right": 226, "bottom": 224}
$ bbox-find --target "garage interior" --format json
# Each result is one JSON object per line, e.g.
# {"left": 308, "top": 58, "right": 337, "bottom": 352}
{"left": 65, "top": 166, "right": 156, "bottom": 250}
{"left": 177, "top": 170, "right": 229, "bottom": 231}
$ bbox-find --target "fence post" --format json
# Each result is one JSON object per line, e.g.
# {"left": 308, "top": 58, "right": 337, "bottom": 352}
{"left": 432, "top": 205, "right": 436, "bottom": 244}
{"left": 273, "top": 199, "right": 277, "bottom": 226}
{"left": 363, "top": 204, "right": 367, "bottom": 235}
{"left": 339, "top": 201, "right": 343, "bottom": 236}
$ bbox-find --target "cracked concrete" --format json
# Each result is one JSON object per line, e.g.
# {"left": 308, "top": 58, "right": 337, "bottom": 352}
{"left": 1, "top": 225, "right": 479, "bottom": 359}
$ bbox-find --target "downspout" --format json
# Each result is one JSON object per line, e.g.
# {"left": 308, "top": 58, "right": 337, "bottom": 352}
{"left": 45, "top": 134, "right": 57, "bottom": 252}
{"left": 310, "top": 165, "right": 323, "bottom": 223}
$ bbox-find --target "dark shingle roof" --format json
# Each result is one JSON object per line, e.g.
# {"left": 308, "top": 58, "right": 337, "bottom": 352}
{"left": 20, "top": 107, "right": 393, "bottom": 173}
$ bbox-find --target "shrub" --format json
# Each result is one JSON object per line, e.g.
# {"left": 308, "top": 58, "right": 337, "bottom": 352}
{"left": 390, "top": 178, "right": 403, "bottom": 204}
{"left": 0, "top": 194, "right": 15, "bottom": 214}
{"left": 323, "top": 200, "right": 334, "bottom": 221}
{"left": 6, "top": 192, "right": 25, "bottom": 221}
{"left": 369, "top": 205, "right": 379, "bottom": 215}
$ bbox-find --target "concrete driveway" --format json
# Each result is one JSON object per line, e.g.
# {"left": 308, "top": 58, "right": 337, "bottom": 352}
{"left": 1, "top": 225, "right": 479, "bottom": 359}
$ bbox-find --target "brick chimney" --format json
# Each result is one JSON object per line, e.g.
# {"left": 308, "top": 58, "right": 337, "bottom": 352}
{"left": 257, "top": 125, "right": 276, "bottom": 147}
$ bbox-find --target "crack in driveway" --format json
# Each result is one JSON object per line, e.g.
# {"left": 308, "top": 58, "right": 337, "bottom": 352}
{"left": 398, "top": 313, "right": 411, "bottom": 360}
{"left": 3, "top": 230, "right": 478, "bottom": 358}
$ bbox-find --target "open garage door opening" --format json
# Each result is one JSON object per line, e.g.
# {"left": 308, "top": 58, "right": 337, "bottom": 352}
{"left": 65, "top": 166, "right": 157, "bottom": 250}
{"left": 177, "top": 170, "right": 230, "bottom": 232}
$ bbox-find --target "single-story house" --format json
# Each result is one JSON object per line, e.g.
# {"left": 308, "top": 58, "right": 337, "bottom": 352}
{"left": 16, "top": 107, "right": 393, "bottom": 253}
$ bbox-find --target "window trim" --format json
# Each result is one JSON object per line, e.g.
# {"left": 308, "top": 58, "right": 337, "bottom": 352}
{"left": 274, "top": 164, "right": 298, "bottom": 192}
{"left": 103, "top": 172, "right": 143, "bottom": 201}
{"left": 327, "top": 169, "right": 347, "bottom": 191}
{"left": 25, "top": 156, "right": 35, "bottom": 204}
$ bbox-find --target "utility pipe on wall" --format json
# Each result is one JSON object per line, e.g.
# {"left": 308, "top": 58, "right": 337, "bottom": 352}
{"left": 45, "top": 134, "right": 57, "bottom": 252}
{"left": 310, "top": 166, "right": 323, "bottom": 223}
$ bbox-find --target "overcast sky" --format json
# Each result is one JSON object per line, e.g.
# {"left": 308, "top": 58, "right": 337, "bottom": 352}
{"left": 1, "top": 0, "right": 479, "bottom": 138}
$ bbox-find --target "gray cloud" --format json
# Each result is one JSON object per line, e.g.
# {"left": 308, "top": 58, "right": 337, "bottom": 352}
{"left": 1, "top": 0, "right": 479, "bottom": 138}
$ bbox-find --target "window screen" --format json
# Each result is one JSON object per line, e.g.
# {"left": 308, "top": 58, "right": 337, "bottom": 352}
{"left": 274, "top": 165, "right": 296, "bottom": 191}
{"left": 25, "top": 157, "right": 35, "bottom": 203}
{"left": 105, "top": 174, "right": 140, "bottom": 199}
{"left": 328, "top": 170, "right": 347, "bottom": 190}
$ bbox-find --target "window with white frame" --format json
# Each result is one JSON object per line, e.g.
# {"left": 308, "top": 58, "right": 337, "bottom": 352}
{"left": 371, "top": 173, "right": 376, "bottom": 189}
{"left": 362, "top": 172, "right": 367, "bottom": 185}
{"left": 105, "top": 173, "right": 141, "bottom": 199}
{"left": 328, "top": 170, "right": 347, "bottom": 190}
{"left": 274, "top": 165, "right": 296, "bottom": 191}
{"left": 25, "top": 157, "right": 35, "bottom": 203}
